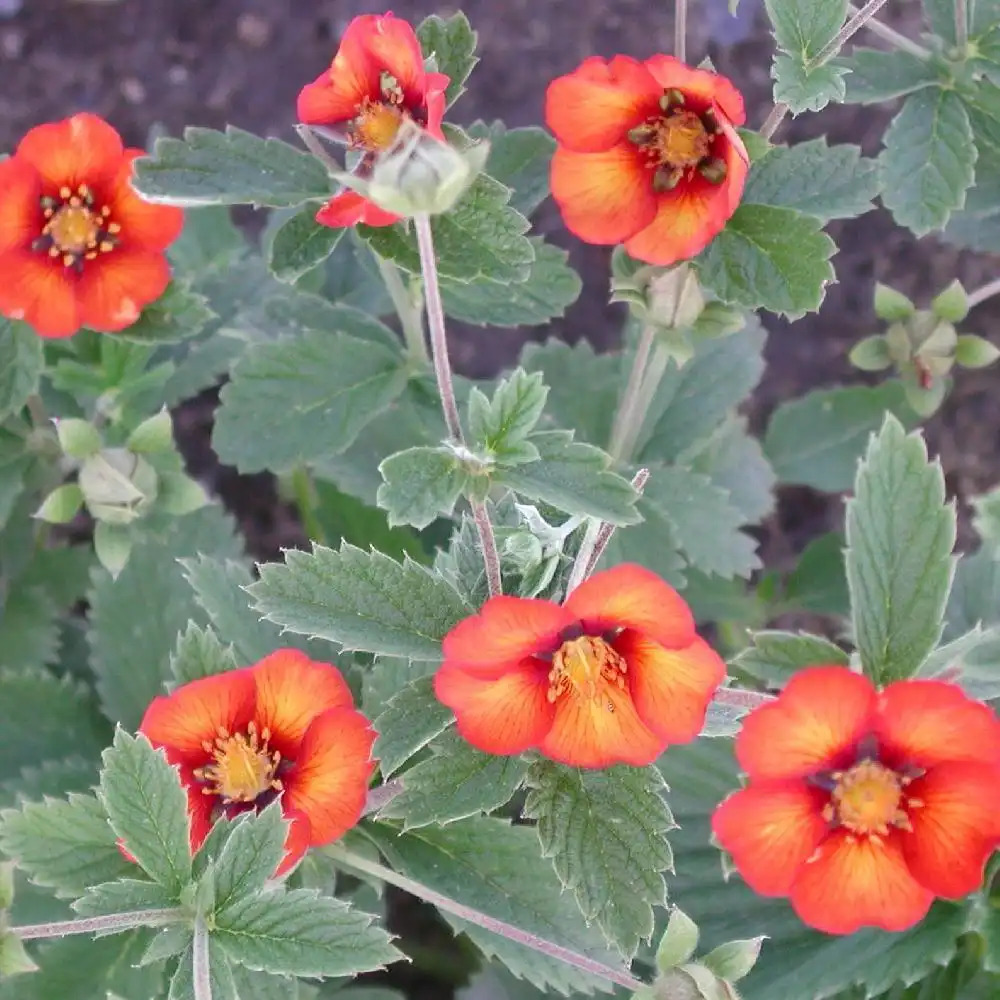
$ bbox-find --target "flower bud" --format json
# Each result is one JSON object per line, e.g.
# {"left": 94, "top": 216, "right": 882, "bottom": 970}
{"left": 55, "top": 417, "right": 101, "bottom": 459}
{"left": 126, "top": 407, "right": 174, "bottom": 454}
{"left": 656, "top": 906, "right": 700, "bottom": 971}
{"left": 955, "top": 333, "right": 1000, "bottom": 369}
{"left": 79, "top": 448, "right": 159, "bottom": 525}
{"left": 873, "top": 282, "right": 915, "bottom": 322}
{"left": 647, "top": 265, "right": 706, "bottom": 331}
{"left": 34, "top": 483, "right": 84, "bottom": 525}
{"left": 930, "top": 279, "right": 969, "bottom": 322}
{"left": 700, "top": 936, "right": 766, "bottom": 983}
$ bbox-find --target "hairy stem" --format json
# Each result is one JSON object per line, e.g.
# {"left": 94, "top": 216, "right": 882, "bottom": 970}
{"left": 760, "top": 102, "right": 790, "bottom": 141}
{"left": 11, "top": 909, "right": 183, "bottom": 941}
{"left": 608, "top": 324, "right": 657, "bottom": 463}
{"left": 294, "top": 124, "right": 343, "bottom": 176}
{"left": 846, "top": 3, "right": 932, "bottom": 57}
{"left": 375, "top": 252, "right": 428, "bottom": 365}
{"left": 674, "top": 0, "right": 687, "bottom": 63}
{"left": 471, "top": 497, "right": 503, "bottom": 597}
{"left": 968, "top": 277, "right": 1000, "bottom": 310}
{"left": 326, "top": 845, "right": 645, "bottom": 992}
{"left": 955, "top": 0, "right": 968, "bottom": 50}
{"left": 290, "top": 465, "right": 325, "bottom": 544}
{"left": 712, "top": 686, "right": 777, "bottom": 710}
{"left": 192, "top": 915, "right": 213, "bottom": 1000}
{"left": 362, "top": 777, "right": 405, "bottom": 817}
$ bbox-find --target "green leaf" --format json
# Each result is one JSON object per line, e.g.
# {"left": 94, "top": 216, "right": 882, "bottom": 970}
{"left": 696, "top": 204, "right": 836, "bottom": 318}
{"left": 495, "top": 431, "right": 640, "bottom": 525}
{"left": 378, "top": 730, "right": 527, "bottom": 829}
{"left": 212, "top": 804, "right": 288, "bottom": 911}
{"left": 268, "top": 207, "right": 345, "bottom": 284}
{"left": 0, "top": 793, "right": 132, "bottom": 896}
{"left": 360, "top": 174, "right": 533, "bottom": 284}
{"left": 416, "top": 12, "right": 479, "bottom": 108}
{"left": 99, "top": 730, "right": 192, "bottom": 895}
{"left": 73, "top": 878, "right": 177, "bottom": 919}
{"left": 132, "top": 126, "right": 333, "bottom": 208}
{"left": 377, "top": 446, "right": 469, "bottom": 530}
{"left": 839, "top": 48, "right": 941, "bottom": 104}
{"left": 364, "top": 817, "right": 625, "bottom": 995}
{"left": 879, "top": 89, "right": 977, "bottom": 235}
{"left": 0, "top": 757, "right": 99, "bottom": 810}
{"left": 169, "top": 622, "right": 238, "bottom": 686}
{"left": 213, "top": 888, "right": 401, "bottom": 977}
{"left": 441, "top": 240, "right": 581, "bottom": 327}
{"left": 465, "top": 122, "right": 555, "bottom": 217}
{"left": 116, "top": 282, "right": 215, "bottom": 345}
{"left": 0, "top": 319, "right": 44, "bottom": 420}
{"left": 523, "top": 763, "right": 674, "bottom": 961}
{"left": 470, "top": 369, "right": 548, "bottom": 459}
{"left": 168, "top": 205, "right": 246, "bottom": 274}
{"left": 764, "top": 381, "right": 914, "bottom": 492}
{"left": 772, "top": 54, "right": 849, "bottom": 113}
{"left": 845, "top": 415, "right": 956, "bottom": 684}
{"left": 373, "top": 676, "right": 455, "bottom": 777}
{"left": 213, "top": 329, "right": 408, "bottom": 474}
{"left": 730, "top": 630, "right": 848, "bottom": 685}
{"left": 743, "top": 139, "right": 881, "bottom": 222}
{"left": 918, "top": 624, "right": 1000, "bottom": 701}
{"left": 249, "top": 542, "right": 470, "bottom": 660}
{"left": 764, "top": 0, "right": 846, "bottom": 59}
{"left": 88, "top": 506, "right": 243, "bottom": 729}
{"left": 783, "top": 532, "right": 851, "bottom": 616}
{"left": 946, "top": 547, "right": 1000, "bottom": 637}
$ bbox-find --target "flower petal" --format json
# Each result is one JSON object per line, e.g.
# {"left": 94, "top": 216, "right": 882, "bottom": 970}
{"left": 875, "top": 679, "right": 1000, "bottom": 770}
{"left": 356, "top": 12, "right": 427, "bottom": 102}
{"left": 274, "top": 808, "right": 313, "bottom": 877}
{"left": 550, "top": 145, "right": 657, "bottom": 246}
{"left": 139, "top": 669, "right": 257, "bottom": 767}
{"left": 790, "top": 830, "right": 933, "bottom": 934}
{"left": 434, "top": 660, "right": 555, "bottom": 756}
{"left": 643, "top": 55, "right": 746, "bottom": 124}
{"left": 110, "top": 152, "right": 185, "bottom": 252}
{"left": 545, "top": 55, "right": 660, "bottom": 153}
{"left": 735, "top": 666, "right": 877, "bottom": 781}
{"left": 0, "top": 157, "right": 42, "bottom": 255}
{"left": 424, "top": 72, "right": 450, "bottom": 137}
{"left": 296, "top": 75, "right": 366, "bottom": 125}
{"left": 442, "top": 596, "right": 571, "bottom": 674}
{"left": 76, "top": 248, "right": 170, "bottom": 332}
{"left": 17, "top": 113, "right": 124, "bottom": 192}
{"left": 0, "top": 250, "right": 80, "bottom": 339}
{"left": 616, "top": 632, "right": 725, "bottom": 743}
{"left": 564, "top": 564, "right": 695, "bottom": 650}
{"left": 711, "top": 782, "right": 828, "bottom": 896}
{"left": 185, "top": 782, "right": 217, "bottom": 854}
{"left": 251, "top": 649, "right": 356, "bottom": 759}
{"left": 284, "top": 707, "right": 375, "bottom": 846}
{"left": 315, "top": 191, "right": 400, "bottom": 229}
{"left": 539, "top": 681, "right": 663, "bottom": 767}
{"left": 901, "top": 761, "right": 1000, "bottom": 898}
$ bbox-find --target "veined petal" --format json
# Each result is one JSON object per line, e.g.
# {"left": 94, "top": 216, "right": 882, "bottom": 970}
{"left": 356, "top": 12, "right": 427, "bottom": 101}
{"left": 315, "top": 191, "right": 400, "bottom": 229}
{"left": 0, "top": 250, "right": 80, "bottom": 339}
{"left": 251, "top": 650, "right": 355, "bottom": 759}
{"left": 17, "top": 113, "right": 124, "bottom": 192}
{"left": 185, "top": 781, "right": 217, "bottom": 854}
{"left": 424, "top": 73, "right": 450, "bottom": 137}
{"left": 76, "top": 248, "right": 170, "bottom": 333}
{"left": 736, "top": 667, "right": 877, "bottom": 781}
{"left": 617, "top": 632, "right": 725, "bottom": 743}
{"left": 0, "top": 157, "right": 42, "bottom": 254}
{"left": 711, "top": 782, "right": 828, "bottom": 896}
{"left": 434, "top": 660, "right": 554, "bottom": 756}
{"left": 550, "top": 145, "right": 657, "bottom": 246}
{"left": 539, "top": 680, "right": 662, "bottom": 767}
{"left": 139, "top": 669, "right": 257, "bottom": 767}
{"left": 643, "top": 55, "right": 746, "bottom": 124}
{"left": 110, "top": 151, "right": 185, "bottom": 252}
{"left": 902, "top": 761, "right": 1000, "bottom": 898}
{"left": 274, "top": 808, "right": 313, "bottom": 877}
{"left": 790, "top": 830, "right": 933, "bottom": 934}
{"left": 284, "top": 707, "right": 375, "bottom": 846}
{"left": 565, "top": 564, "right": 695, "bottom": 650}
{"left": 875, "top": 680, "right": 1000, "bottom": 770}
{"left": 296, "top": 75, "right": 365, "bottom": 125}
{"left": 442, "top": 596, "right": 571, "bottom": 674}
{"left": 546, "top": 55, "right": 660, "bottom": 152}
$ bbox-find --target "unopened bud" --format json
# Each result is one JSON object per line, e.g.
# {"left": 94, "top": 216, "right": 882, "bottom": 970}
{"left": 701, "top": 936, "right": 766, "bottom": 983}
{"left": 648, "top": 265, "right": 706, "bottom": 331}
{"left": 79, "top": 448, "right": 158, "bottom": 525}
{"left": 34, "top": 483, "right": 84, "bottom": 524}
{"left": 126, "top": 407, "right": 174, "bottom": 454}
{"left": 849, "top": 334, "right": 893, "bottom": 372}
{"left": 0, "top": 932, "right": 38, "bottom": 977}
{"left": 55, "top": 417, "right": 101, "bottom": 459}
{"left": 656, "top": 907, "right": 700, "bottom": 971}
{"left": 930, "top": 279, "right": 969, "bottom": 322}
{"left": 955, "top": 333, "right": 1000, "bottom": 369}
{"left": 873, "top": 282, "right": 915, "bottom": 322}
{"left": 503, "top": 531, "right": 544, "bottom": 574}
{"left": 93, "top": 521, "right": 132, "bottom": 579}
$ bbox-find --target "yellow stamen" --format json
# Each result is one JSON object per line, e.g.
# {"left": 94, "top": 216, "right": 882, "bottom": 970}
{"left": 828, "top": 760, "right": 913, "bottom": 837}
{"left": 350, "top": 97, "right": 406, "bottom": 151}
{"left": 546, "top": 635, "right": 627, "bottom": 710}
{"left": 193, "top": 721, "right": 283, "bottom": 804}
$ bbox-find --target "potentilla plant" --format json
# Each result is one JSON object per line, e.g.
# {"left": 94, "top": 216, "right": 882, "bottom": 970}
{"left": 2, "top": 2, "right": 1000, "bottom": 998}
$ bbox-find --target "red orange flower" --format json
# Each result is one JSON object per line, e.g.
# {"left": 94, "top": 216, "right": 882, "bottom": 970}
{"left": 712, "top": 667, "right": 1000, "bottom": 934}
{"left": 140, "top": 649, "right": 375, "bottom": 876}
{"left": 296, "top": 12, "right": 449, "bottom": 229}
{"left": 0, "top": 113, "right": 184, "bottom": 339}
{"left": 545, "top": 55, "right": 748, "bottom": 266}
{"left": 434, "top": 565, "right": 726, "bottom": 768}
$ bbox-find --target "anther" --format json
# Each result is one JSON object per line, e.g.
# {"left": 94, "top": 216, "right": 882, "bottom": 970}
{"left": 701, "top": 108, "right": 720, "bottom": 133}
{"left": 627, "top": 125, "right": 657, "bottom": 145}
{"left": 660, "top": 88, "right": 686, "bottom": 111}
{"left": 698, "top": 158, "right": 728, "bottom": 184}
{"left": 652, "top": 166, "right": 683, "bottom": 192}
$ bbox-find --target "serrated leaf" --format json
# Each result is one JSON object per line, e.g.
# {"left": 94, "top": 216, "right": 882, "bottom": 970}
{"left": 783, "top": 532, "right": 851, "bottom": 616}
{"left": 0, "top": 757, "right": 99, "bottom": 809}
{"left": 0, "top": 319, "right": 44, "bottom": 420}
{"left": 213, "top": 329, "right": 408, "bottom": 474}
{"left": 212, "top": 804, "right": 288, "bottom": 911}
{"left": 268, "top": 206, "right": 346, "bottom": 283}
{"left": 466, "top": 122, "right": 555, "bottom": 217}
{"left": 773, "top": 54, "right": 849, "bottom": 113}
{"left": 379, "top": 730, "right": 527, "bottom": 829}
{"left": 946, "top": 547, "right": 1000, "bottom": 638}
{"left": 417, "top": 11, "right": 479, "bottom": 108}
{"left": 470, "top": 369, "right": 548, "bottom": 458}
{"left": 764, "top": 0, "right": 846, "bottom": 59}
{"left": 377, "top": 447, "right": 469, "bottom": 529}
{"left": 116, "top": 282, "right": 215, "bottom": 344}
{"left": 764, "top": 381, "right": 914, "bottom": 492}
{"left": 495, "top": 431, "right": 640, "bottom": 525}
{"left": 743, "top": 139, "right": 880, "bottom": 221}
{"left": 0, "top": 584, "right": 60, "bottom": 671}
{"left": 364, "top": 817, "right": 624, "bottom": 995}
{"left": 249, "top": 542, "right": 470, "bottom": 660}
{"left": 373, "top": 676, "right": 455, "bottom": 777}
{"left": 879, "top": 88, "right": 977, "bottom": 235}
{"left": 0, "top": 793, "right": 132, "bottom": 896}
{"left": 169, "top": 205, "right": 246, "bottom": 274}
{"left": 359, "top": 174, "right": 533, "bottom": 284}
{"left": 132, "top": 126, "right": 333, "bottom": 208}
{"left": 523, "top": 763, "right": 674, "bottom": 961}
{"left": 730, "top": 630, "right": 848, "bottom": 685}
{"left": 839, "top": 48, "right": 941, "bottom": 104}
{"left": 846, "top": 415, "right": 956, "bottom": 684}
{"left": 918, "top": 624, "right": 1000, "bottom": 701}
{"left": 99, "top": 730, "right": 192, "bottom": 895}
{"left": 697, "top": 204, "right": 836, "bottom": 318}
{"left": 213, "top": 888, "right": 401, "bottom": 977}
{"left": 73, "top": 878, "right": 177, "bottom": 919}
{"left": 169, "top": 622, "right": 238, "bottom": 686}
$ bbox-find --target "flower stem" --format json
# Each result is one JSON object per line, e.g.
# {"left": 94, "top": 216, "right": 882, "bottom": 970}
{"left": 471, "top": 497, "right": 503, "bottom": 598}
{"left": 326, "top": 844, "right": 645, "bottom": 992}
{"left": 955, "top": 0, "right": 968, "bottom": 51}
{"left": 10, "top": 909, "right": 183, "bottom": 941}
{"left": 608, "top": 323, "right": 657, "bottom": 463}
{"left": 290, "top": 465, "right": 325, "bottom": 544}
{"left": 968, "top": 277, "right": 1000, "bottom": 310}
{"left": 712, "top": 686, "right": 776, "bottom": 710}
{"left": 362, "top": 778, "right": 405, "bottom": 817}
{"left": 674, "top": 0, "right": 687, "bottom": 63}
{"left": 192, "top": 915, "right": 212, "bottom": 1000}
{"left": 375, "top": 252, "right": 428, "bottom": 365}
{"left": 759, "top": 102, "right": 790, "bottom": 141}
{"left": 845, "top": 3, "right": 932, "bottom": 57}
{"left": 294, "top": 124, "right": 343, "bottom": 177}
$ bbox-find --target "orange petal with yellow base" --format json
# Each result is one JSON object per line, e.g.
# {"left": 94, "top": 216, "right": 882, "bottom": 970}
{"left": 76, "top": 249, "right": 171, "bottom": 333}
{"left": 0, "top": 249, "right": 80, "bottom": 339}
{"left": 16, "top": 113, "right": 123, "bottom": 192}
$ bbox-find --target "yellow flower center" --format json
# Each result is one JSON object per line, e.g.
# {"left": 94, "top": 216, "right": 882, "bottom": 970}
{"left": 655, "top": 110, "right": 712, "bottom": 169}
{"left": 351, "top": 97, "right": 406, "bottom": 152}
{"left": 33, "top": 184, "right": 121, "bottom": 271}
{"left": 194, "top": 721, "right": 283, "bottom": 804}
{"left": 823, "top": 760, "right": 917, "bottom": 838}
{"left": 546, "top": 635, "right": 627, "bottom": 708}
